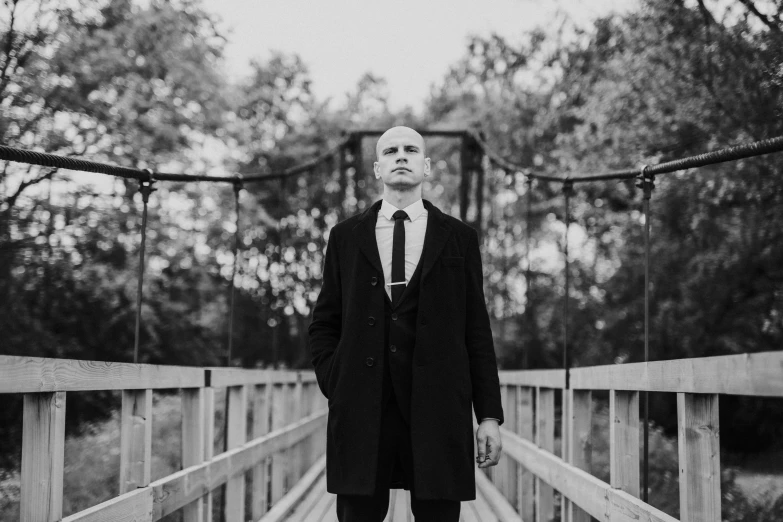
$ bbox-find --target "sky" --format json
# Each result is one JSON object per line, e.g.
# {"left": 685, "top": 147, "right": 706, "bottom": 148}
{"left": 205, "top": 0, "right": 638, "bottom": 113}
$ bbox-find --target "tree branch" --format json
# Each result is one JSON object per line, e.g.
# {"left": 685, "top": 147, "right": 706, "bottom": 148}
{"left": 736, "top": 0, "right": 782, "bottom": 33}
{"left": 4, "top": 167, "right": 59, "bottom": 210}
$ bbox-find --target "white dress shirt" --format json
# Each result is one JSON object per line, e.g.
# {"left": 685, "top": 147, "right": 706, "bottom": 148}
{"left": 375, "top": 198, "right": 428, "bottom": 301}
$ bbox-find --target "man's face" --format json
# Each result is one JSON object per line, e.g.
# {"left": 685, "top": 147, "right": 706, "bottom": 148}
{"left": 373, "top": 126, "right": 431, "bottom": 191}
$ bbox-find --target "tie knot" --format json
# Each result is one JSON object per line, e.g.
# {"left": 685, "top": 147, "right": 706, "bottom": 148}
{"left": 392, "top": 210, "right": 408, "bottom": 222}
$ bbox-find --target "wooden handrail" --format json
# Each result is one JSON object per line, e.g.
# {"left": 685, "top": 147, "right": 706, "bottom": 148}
{"left": 487, "top": 350, "right": 783, "bottom": 522}
{"left": 3, "top": 355, "right": 327, "bottom": 522}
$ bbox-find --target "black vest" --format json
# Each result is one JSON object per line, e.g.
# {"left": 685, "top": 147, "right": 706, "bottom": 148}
{"left": 381, "top": 256, "right": 423, "bottom": 426}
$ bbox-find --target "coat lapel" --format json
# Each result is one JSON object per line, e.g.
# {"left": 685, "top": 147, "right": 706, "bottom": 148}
{"left": 419, "top": 199, "right": 452, "bottom": 283}
{"left": 351, "top": 199, "right": 384, "bottom": 275}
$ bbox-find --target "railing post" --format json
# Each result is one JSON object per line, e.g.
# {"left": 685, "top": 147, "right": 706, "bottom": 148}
{"left": 610, "top": 390, "right": 640, "bottom": 497}
{"left": 678, "top": 393, "right": 721, "bottom": 522}
{"left": 565, "top": 389, "right": 592, "bottom": 522}
{"left": 21, "top": 392, "right": 66, "bottom": 522}
{"left": 517, "top": 386, "right": 534, "bottom": 521}
{"left": 119, "top": 389, "right": 152, "bottom": 494}
{"left": 535, "top": 387, "right": 555, "bottom": 522}
{"left": 251, "top": 380, "right": 272, "bottom": 519}
{"left": 182, "top": 388, "right": 205, "bottom": 522}
{"left": 224, "top": 385, "right": 248, "bottom": 522}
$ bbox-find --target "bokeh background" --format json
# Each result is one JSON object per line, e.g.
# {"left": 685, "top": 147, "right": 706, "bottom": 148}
{"left": 1, "top": 0, "right": 782, "bottom": 519}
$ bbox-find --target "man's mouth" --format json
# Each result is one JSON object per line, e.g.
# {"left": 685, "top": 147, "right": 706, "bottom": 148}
{"left": 393, "top": 167, "right": 410, "bottom": 172}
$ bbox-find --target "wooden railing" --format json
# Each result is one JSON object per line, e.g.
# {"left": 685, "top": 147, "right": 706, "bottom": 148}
{"left": 0, "top": 355, "right": 327, "bottom": 522}
{"left": 488, "top": 350, "right": 783, "bottom": 522}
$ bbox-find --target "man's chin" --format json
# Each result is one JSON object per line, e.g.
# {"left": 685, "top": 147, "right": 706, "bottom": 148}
{"left": 385, "top": 181, "right": 419, "bottom": 191}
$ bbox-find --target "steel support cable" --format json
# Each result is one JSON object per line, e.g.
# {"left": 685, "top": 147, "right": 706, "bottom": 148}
{"left": 562, "top": 180, "right": 574, "bottom": 391}
{"left": 227, "top": 180, "right": 243, "bottom": 366}
{"left": 525, "top": 177, "right": 533, "bottom": 370}
{"left": 638, "top": 166, "right": 655, "bottom": 503}
{"left": 468, "top": 132, "right": 783, "bottom": 183}
{"left": 0, "top": 136, "right": 351, "bottom": 185}
{"left": 133, "top": 173, "right": 156, "bottom": 363}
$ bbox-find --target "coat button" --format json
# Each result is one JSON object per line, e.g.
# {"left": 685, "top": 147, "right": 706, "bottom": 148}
{"left": 390, "top": 345, "right": 397, "bottom": 353}
{"left": 368, "top": 316, "right": 375, "bottom": 326}
{"left": 371, "top": 276, "right": 378, "bottom": 286}
{"left": 391, "top": 313, "right": 398, "bottom": 321}
{"left": 365, "top": 357, "right": 375, "bottom": 367}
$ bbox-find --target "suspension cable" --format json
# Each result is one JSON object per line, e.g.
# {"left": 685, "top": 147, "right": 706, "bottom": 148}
{"left": 133, "top": 171, "right": 155, "bottom": 363}
{"left": 0, "top": 137, "right": 351, "bottom": 186}
{"left": 469, "top": 131, "right": 783, "bottom": 183}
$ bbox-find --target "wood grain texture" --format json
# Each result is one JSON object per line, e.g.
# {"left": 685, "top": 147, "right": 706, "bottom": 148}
{"left": 498, "top": 369, "right": 566, "bottom": 388}
{"left": 678, "top": 393, "right": 721, "bottom": 522}
{"left": 565, "top": 389, "right": 592, "bottom": 522}
{"left": 120, "top": 389, "right": 152, "bottom": 494}
{"left": 503, "top": 385, "right": 518, "bottom": 508}
{"left": 0, "top": 355, "right": 203, "bottom": 392}
{"left": 61, "top": 488, "right": 153, "bottom": 522}
{"left": 271, "top": 383, "right": 288, "bottom": 505}
{"left": 252, "top": 383, "right": 272, "bottom": 520}
{"left": 208, "top": 368, "right": 316, "bottom": 387}
{"left": 610, "top": 390, "right": 640, "bottom": 497}
{"left": 500, "top": 427, "right": 678, "bottom": 522}
{"left": 535, "top": 388, "right": 555, "bottom": 522}
{"left": 570, "top": 351, "right": 783, "bottom": 395}
{"left": 225, "top": 385, "right": 247, "bottom": 522}
{"left": 21, "top": 392, "right": 66, "bottom": 522}
{"left": 256, "top": 455, "right": 325, "bottom": 522}
{"left": 181, "top": 388, "right": 204, "bottom": 522}
{"left": 149, "top": 410, "right": 326, "bottom": 520}
{"left": 517, "top": 386, "right": 534, "bottom": 522}
{"left": 202, "top": 387, "right": 215, "bottom": 522}
{"left": 474, "top": 467, "right": 523, "bottom": 522}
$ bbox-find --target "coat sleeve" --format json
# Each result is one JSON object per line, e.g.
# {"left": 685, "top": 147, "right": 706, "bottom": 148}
{"left": 308, "top": 227, "right": 342, "bottom": 399}
{"left": 464, "top": 227, "right": 505, "bottom": 425}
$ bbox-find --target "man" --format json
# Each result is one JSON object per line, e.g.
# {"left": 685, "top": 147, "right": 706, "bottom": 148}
{"left": 309, "top": 126, "right": 503, "bottom": 522}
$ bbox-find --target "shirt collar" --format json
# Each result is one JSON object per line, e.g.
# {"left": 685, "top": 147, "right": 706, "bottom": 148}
{"left": 380, "top": 198, "right": 425, "bottom": 221}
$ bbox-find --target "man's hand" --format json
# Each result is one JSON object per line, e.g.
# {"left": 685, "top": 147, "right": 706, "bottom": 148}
{"left": 475, "top": 419, "right": 502, "bottom": 468}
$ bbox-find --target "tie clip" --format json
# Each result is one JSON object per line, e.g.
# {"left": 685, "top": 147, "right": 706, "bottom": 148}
{"left": 386, "top": 281, "right": 408, "bottom": 287}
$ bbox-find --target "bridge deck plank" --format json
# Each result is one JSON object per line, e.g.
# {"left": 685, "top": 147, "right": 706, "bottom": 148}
{"left": 277, "top": 471, "right": 513, "bottom": 521}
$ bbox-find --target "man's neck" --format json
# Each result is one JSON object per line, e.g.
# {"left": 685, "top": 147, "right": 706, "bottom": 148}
{"left": 382, "top": 187, "right": 423, "bottom": 210}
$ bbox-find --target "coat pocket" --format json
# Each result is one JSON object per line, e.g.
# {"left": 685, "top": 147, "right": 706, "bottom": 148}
{"left": 442, "top": 256, "right": 464, "bottom": 267}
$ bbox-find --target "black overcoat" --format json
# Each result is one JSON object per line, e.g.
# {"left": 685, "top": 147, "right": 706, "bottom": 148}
{"left": 308, "top": 198, "right": 504, "bottom": 501}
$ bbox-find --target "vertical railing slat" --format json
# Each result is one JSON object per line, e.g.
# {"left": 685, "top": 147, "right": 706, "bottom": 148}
{"left": 203, "top": 386, "right": 215, "bottom": 522}
{"left": 182, "top": 388, "right": 204, "bottom": 522}
{"left": 270, "top": 382, "right": 287, "bottom": 504}
{"left": 610, "top": 390, "right": 640, "bottom": 497}
{"left": 565, "top": 389, "right": 592, "bottom": 522}
{"left": 504, "top": 385, "right": 518, "bottom": 507}
{"left": 251, "top": 382, "right": 271, "bottom": 519}
{"left": 21, "top": 392, "right": 66, "bottom": 522}
{"left": 678, "top": 393, "right": 721, "bottom": 522}
{"left": 535, "top": 387, "right": 555, "bottom": 522}
{"left": 224, "top": 385, "right": 247, "bottom": 522}
{"left": 119, "top": 389, "right": 152, "bottom": 494}
{"left": 517, "top": 386, "right": 534, "bottom": 521}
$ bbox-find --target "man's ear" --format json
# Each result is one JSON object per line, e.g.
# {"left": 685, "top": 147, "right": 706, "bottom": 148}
{"left": 424, "top": 157, "right": 431, "bottom": 176}
{"left": 373, "top": 161, "right": 381, "bottom": 179}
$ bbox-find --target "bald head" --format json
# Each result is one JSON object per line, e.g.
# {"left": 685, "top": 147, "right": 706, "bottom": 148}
{"left": 375, "top": 126, "right": 426, "bottom": 159}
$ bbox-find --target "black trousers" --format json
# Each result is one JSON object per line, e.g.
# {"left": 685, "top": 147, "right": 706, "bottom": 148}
{"left": 335, "top": 390, "right": 461, "bottom": 522}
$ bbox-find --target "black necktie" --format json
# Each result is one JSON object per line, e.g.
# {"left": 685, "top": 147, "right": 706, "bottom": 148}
{"left": 391, "top": 210, "right": 408, "bottom": 305}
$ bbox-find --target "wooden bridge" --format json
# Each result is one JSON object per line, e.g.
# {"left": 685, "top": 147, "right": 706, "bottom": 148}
{"left": 3, "top": 349, "right": 781, "bottom": 522}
